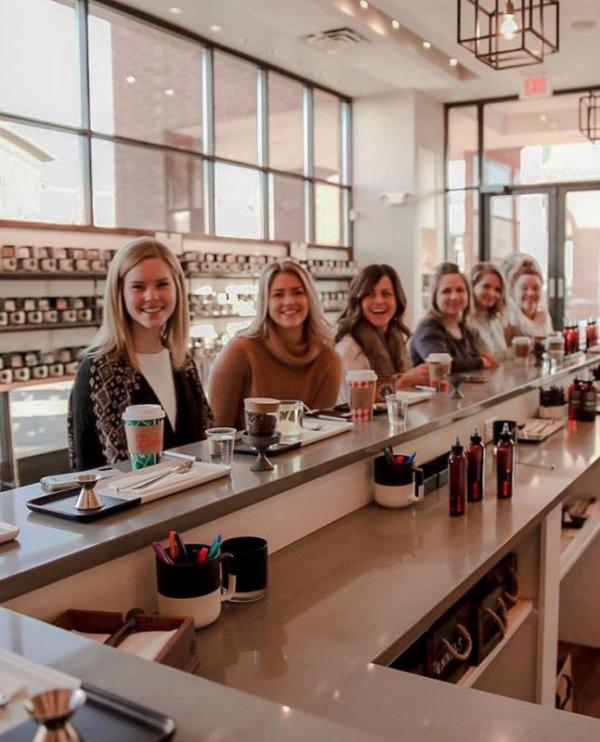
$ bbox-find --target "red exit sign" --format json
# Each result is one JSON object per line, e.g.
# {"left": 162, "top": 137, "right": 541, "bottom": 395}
{"left": 520, "top": 74, "right": 552, "bottom": 99}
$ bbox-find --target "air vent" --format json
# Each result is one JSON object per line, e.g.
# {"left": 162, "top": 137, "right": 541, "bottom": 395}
{"left": 303, "top": 27, "right": 367, "bottom": 54}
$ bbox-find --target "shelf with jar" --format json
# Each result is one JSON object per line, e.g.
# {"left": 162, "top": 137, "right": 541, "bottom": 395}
{"left": 0, "top": 296, "right": 103, "bottom": 333}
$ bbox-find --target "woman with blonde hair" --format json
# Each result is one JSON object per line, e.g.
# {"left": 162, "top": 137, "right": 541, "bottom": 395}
{"left": 335, "top": 264, "right": 430, "bottom": 388}
{"left": 209, "top": 259, "right": 342, "bottom": 427}
{"left": 469, "top": 262, "right": 509, "bottom": 357}
{"left": 68, "top": 238, "right": 211, "bottom": 469}
{"left": 503, "top": 255, "right": 553, "bottom": 341}
{"left": 410, "top": 262, "right": 498, "bottom": 372}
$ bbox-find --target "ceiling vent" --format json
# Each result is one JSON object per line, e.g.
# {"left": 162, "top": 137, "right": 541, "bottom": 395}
{"left": 303, "top": 27, "right": 367, "bottom": 54}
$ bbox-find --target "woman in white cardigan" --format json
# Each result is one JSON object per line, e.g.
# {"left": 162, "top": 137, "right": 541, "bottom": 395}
{"left": 468, "top": 262, "right": 509, "bottom": 358}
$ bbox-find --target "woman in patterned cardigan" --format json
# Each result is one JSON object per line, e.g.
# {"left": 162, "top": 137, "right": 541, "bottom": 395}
{"left": 68, "top": 238, "right": 211, "bottom": 470}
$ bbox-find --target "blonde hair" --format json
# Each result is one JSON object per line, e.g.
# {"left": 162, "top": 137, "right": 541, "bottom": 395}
{"left": 90, "top": 238, "right": 190, "bottom": 368}
{"left": 240, "top": 259, "right": 333, "bottom": 345}
{"left": 427, "top": 262, "right": 471, "bottom": 321}
{"left": 470, "top": 262, "right": 507, "bottom": 318}
{"left": 505, "top": 257, "right": 544, "bottom": 295}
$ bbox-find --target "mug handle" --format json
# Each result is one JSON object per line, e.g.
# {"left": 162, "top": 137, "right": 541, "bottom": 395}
{"left": 410, "top": 466, "right": 425, "bottom": 503}
{"left": 219, "top": 552, "right": 237, "bottom": 602}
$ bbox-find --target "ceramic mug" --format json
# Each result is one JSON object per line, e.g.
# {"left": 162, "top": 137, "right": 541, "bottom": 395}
{"left": 156, "top": 545, "right": 236, "bottom": 628}
{"left": 373, "top": 455, "right": 425, "bottom": 508}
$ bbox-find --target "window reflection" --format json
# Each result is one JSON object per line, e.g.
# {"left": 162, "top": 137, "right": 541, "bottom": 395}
{"left": 215, "top": 162, "right": 261, "bottom": 239}
{"left": 214, "top": 52, "right": 258, "bottom": 165}
{"left": 315, "top": 183, "right": 342, "bottom": 246}
{"left": 92, "top": 139, "right": 204, "bottom": 232}
{"left": 447, "top": 106, "right": 478, "bottom": 189}
{"left": 88, "top": 2, "right": 204, "bottom": 152}
{"left": 447, "top": 190, "right": 479, "bottom": 272}
{"left": 269, "top": 174, "right": 305, "bottom": 242}
{"left": 268, "top": 72, "right": 304, "bottom": 174}
{"left": 0, "top": 0, "right": 81, "bottom": 126}
{"left": 314, "top": 89, "right": 340, "bottom": 182}
{"left": 0, "top": 121, "right": 84, "bottom": 224}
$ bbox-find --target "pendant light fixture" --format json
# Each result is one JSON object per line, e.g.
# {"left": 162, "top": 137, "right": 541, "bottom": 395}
{"left": 579, "top": 91, "right": 600, "bottom": 143}
{"left": 457, "top": 0, "right": 560, "bottom": 70}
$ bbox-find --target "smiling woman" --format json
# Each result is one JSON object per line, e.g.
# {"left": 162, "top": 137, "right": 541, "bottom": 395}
{"left": 68, "top": 238, "right": 212, "bottom": 469}
{"left": 208, "top": 259, "right": 342, "bottom": 428}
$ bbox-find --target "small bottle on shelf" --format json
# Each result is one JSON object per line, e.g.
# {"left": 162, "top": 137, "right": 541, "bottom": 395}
{"left": 448, "top": 436, "right": 466, "bottom": 517}
{"left": 467, "top": 427, "right": 485, "bottom": 503}
{"left": 580, "top": 376, "right": 598, "bottom": 422}
{"left": 496, "top": 423, "right": 515, "bottom": 500}
{"left": 568, "top": 377, "right": 583, "bottom": 421}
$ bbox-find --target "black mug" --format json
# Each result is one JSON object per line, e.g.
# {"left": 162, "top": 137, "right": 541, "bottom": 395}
{"left": 221, "top": 536, "right": 268, "bottom": 603}
{"left": 374, "top": 455, "right": 424, "bottom": 508}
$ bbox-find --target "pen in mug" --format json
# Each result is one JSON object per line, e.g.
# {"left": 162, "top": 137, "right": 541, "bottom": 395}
{"left": 152, "top": 542, "right": 174, "bottom": 565}
{"left": 207, "top": 534, "right": 222, "bottom": 560}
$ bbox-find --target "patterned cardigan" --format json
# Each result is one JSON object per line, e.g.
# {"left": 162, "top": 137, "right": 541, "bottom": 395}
{"left": 68, "top": 351, "right": 212, "bottom": 470}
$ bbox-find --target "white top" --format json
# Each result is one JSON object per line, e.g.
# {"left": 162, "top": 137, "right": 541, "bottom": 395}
{"left": 469, "top": 311, "right": 509, "bottom": 358}
{"left": 335, "top": 335, "right": 370, "bottom": 404}
{"left": 507, "top": 301, "right": 554, "bottom": 339}
{"left": 136, "top": 349, "right": 177, "bottom": 430}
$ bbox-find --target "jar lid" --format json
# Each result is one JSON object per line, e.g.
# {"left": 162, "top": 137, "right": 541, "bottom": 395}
{"left": 426, "top": 353, "right": 452, "bottom": 363}
{"left": 345, "top": 370, "right": 377, "bottom": 382}
{"left": 122, "top": 404, "right": 165, "bottom": 421}
{"left": 244, "top": 397, "right": 280, "bottom": 412}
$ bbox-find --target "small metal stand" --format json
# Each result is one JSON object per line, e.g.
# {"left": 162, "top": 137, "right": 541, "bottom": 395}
{"left": 24, "top": 687, "right": 86, "bottom": 742}
{"left": 242, "top": 432, "right": 281, "bottom": 472}
{"left": 447, "top": 373, "right": 466, "bottom": 399}
{"left": 74, "top": 474, "right": 103, "bottom": 511}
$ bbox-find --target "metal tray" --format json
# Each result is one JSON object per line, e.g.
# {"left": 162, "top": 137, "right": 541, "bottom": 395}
{"left": 0, "top": 683, "right": 175, "bottom": 741}
{"left": 27, "top": 487, "right": 139, "bottom": 523}
{"left": 234, "top": 439, "right": 301, "bottom": 456}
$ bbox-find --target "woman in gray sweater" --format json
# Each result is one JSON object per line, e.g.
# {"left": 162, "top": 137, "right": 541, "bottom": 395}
{"left": 410, "top": 263, "right": 498, "bottom": 373}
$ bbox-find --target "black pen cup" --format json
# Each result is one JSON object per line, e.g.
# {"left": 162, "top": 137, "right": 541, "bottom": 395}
{"left": 221, "top": 536, "right": 268, "bottom": 603}
{"left": 374, "top": 454, "right": 425, "bottom": 509}
{"left": 156, "top": 544, "right": 235, "bottom": 628}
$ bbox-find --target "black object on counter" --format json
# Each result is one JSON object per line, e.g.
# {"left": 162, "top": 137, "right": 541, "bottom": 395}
{"left": 496, "top": 423, "right": 515, "bottom": 500}
{"left": 448, "top": 437, "right": 466, "bottom": 517}
{"left": 467, "top": 427, "right": 485, "bottom": 503}
{"left": 27, "top": 488, "right": 139, "bottom": 522}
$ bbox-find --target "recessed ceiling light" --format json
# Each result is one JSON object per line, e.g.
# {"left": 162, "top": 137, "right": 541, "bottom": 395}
{"left": 449, "top": 57, "right": 458, "bottom": 66}
{"left": 423, "top": 40, "right": 431, "bottom": 49}
{"left": 126, "top": 75, "right": 136, "bottom": 84}
{"left": 359, "top": 0, "right": 369, "bottom": 8}
{"left": 165, "top": 88, "right": 175, "bottom": 96}
{"left": 391, "top": 19, "right": 400, "bottom": 30}
{"left": 168, "top": 7, "right": 182, "bottom": 14}
{"left": 540, "top": 113, "right": 547, "bottom": 123}
{"left": 209, "top": 24, "right": 222, "bottom": 33}
{"left": 571, "top": 20, "right": 595, "bottom": 31}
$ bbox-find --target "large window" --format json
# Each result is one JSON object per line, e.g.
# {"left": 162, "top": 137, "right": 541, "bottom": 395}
{"left": 0, "top": 0, "right": 352, "bottom": 247}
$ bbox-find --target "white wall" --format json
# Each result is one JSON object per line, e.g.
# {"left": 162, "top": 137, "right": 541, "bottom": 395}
{"left": 352, "top": 89, "right": 444, "bottom": 327}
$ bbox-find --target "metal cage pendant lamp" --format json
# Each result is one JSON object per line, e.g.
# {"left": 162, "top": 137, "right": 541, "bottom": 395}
{"left": 457, "top": 0, "right": 560, "bottom": 70}
{"left": 579, "top": 92, "right": 600, "bottom": 143}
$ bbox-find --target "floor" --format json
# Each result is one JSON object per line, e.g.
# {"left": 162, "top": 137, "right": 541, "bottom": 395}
{"left": 559, "top": 642, "right": 600, "bottom": 718}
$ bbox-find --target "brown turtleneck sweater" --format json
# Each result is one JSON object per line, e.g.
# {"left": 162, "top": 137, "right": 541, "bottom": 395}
{"left": 208, "top": 332, "right": 342, "bottom": 428}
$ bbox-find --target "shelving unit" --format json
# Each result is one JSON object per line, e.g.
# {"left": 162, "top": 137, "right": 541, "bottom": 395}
{"left": 458, "top": 599, "right": 535, "bottom": 688}
{"left": 0, "top": 322, "right": 100, "bottom": 333}
{"left": 560, "top": 499, "right": 600, "bottom": 580}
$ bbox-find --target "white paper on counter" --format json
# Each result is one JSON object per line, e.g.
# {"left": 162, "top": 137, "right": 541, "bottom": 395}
{"left": 117, "top": 630, "right": 177, "bottom": 660}
{"left": 0, "top": 648, "right": 80, "bottom": 736}
{"left": 300, "top": 419, "right": 354, "bottom": 446}
{"left": 98, "top": 460, "right": 230, "bottom": 503}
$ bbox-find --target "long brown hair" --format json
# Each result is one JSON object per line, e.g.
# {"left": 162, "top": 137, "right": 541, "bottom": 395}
{"left": 90, "top": 238, "right": 190, "bottom": 368}
{"left": 470, "top": 262, "right": 507, "bottom": 318}
{"left": 335, "top": 264, "right": 411, "bottom": 343}
{"left": 427, "top": 262, "right": 471, "bottom": 321}
{"left": 240, "top": 259, "right": 333, "bottom": 345}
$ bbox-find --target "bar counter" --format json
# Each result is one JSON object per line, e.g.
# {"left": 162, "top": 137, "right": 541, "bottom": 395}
{"left": 0, "top": 353, "right": 595, "bottom": 603}
{"left": 1, "top": 353, "right": 600, "bottom": 740}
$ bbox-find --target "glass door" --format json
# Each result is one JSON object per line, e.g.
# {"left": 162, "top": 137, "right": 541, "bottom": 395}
{"left": 559, "top": 189, "right": 600, "bottom": 325}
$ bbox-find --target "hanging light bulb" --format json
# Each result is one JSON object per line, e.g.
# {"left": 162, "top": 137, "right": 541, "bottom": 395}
{"left": 500, "top": 1, "right": 519, "bottom": 40}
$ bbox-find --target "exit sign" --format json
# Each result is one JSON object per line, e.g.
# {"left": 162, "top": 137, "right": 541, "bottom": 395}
{"left": 520, "top": 74, "right": 552, "bottom": 99}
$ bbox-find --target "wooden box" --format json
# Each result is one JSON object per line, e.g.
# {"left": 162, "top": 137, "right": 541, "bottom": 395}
{"left": 425, "top": 599, "right": 475, "bottom": 683}
{"left": 54, "top": 609, "right": 197, "bottom": 672}
{"left": 471, "top": 584, "right": 507, "bottom": 665}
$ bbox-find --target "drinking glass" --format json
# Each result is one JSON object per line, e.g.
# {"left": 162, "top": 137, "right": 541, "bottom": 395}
{"left": 276, "top": 400, "right": 304, "bottom": 443}
{"left": 386, "top": 393, "right": 408, "bottom": 427}
{"left": 205, "top": 427, "right": 236, "bottom": 464}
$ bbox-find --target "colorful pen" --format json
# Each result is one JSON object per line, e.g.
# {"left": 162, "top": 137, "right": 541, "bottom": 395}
{"left": 152, "top": 542, "right": 174, "bottom": 565}
{"left": 196, "top": 546, "right": 209, "bottom": 563}
{"left": 168, "top": 530, "right": 179, "bottom": 561}
{"left": 207, "top": 534, "right": 222, "bottom": 560}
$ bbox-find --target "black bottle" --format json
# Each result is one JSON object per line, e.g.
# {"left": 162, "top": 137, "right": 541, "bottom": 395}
{"left": 467, "top": 427, "right": 485, "bottom": 503}
{"left": 496, "top": 423, "right": 515, "bottom": 500}
{"left": 448, "top": 437, "right": 466, "bottom": 517}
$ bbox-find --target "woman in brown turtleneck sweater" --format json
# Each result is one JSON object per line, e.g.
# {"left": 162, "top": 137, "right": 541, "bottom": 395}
{"left": 208, "top": 259, "right": 342, "bottom": 428}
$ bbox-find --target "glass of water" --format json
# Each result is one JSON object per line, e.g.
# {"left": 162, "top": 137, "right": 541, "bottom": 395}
{"left": 386, "top": 393, "right": 408, "bottom": 428}
{"left": 205, "top": 427, "right": 236, "bottom": 464}
{"left": 276, "top": 400, "right": 304, "bottom": 443}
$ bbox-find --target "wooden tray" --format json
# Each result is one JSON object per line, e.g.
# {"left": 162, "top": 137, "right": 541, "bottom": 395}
{"left": 1, "top": 683, "right": 175, "bottom": 741}
{"left": 27, "top": 487, "right": 139, "bottom": 523}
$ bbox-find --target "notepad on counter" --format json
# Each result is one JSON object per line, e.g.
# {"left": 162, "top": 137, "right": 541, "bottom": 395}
{"left": 300, "top": 419, "right": 354, "bottom": 446}
{"left": 392, "top": 389, "right": 434, "bottom": 405}
{"left": 517, "top": 418, "right": 564, "bottom": 443}
{"left": 99, "top": 461, "right": 230, "bottom": 504}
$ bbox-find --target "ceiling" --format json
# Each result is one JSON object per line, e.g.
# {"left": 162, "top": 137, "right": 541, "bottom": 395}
{"left": 118, "top": 0, "right": 600, "bottom": 102}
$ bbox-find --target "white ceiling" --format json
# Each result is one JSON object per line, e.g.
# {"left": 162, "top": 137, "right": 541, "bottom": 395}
{"left": 119, "top": 0, "right": 600, "bottom": 102}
